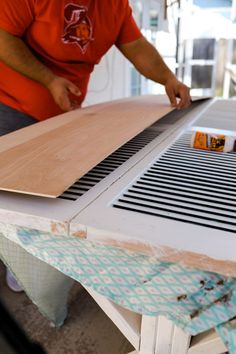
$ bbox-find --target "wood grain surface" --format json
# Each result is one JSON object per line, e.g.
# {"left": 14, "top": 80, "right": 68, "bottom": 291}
{"left": 0, "top": 95, "right": 173, "bottom": 197}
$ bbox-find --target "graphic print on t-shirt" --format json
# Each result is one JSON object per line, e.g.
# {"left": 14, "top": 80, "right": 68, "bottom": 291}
{"left": 62, "top": 3, "right": 93, "bottom": 53}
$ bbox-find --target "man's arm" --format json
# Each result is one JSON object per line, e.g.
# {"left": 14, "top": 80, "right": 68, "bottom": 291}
{"left": 0, "top": 28, "right": 80, "bottom": 111}
{"left": 118, "top": 35, "right": 191, "bottom": 109}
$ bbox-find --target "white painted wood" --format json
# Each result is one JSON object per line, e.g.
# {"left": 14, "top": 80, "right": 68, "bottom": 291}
{"left": 192, "top": 99, "right": 236, "bottom": 132}
{"left": 0, "top": 97, "right": 202, "bottom": 235}
{"left": 223, "top": 39, "right": 234, "bottom": 99}
{"left": 85, "top": 286, "right": 141, "bottom": 351}
{"left": 70, "top": 99, "right": 236, "bottom": 267}
{"left": 171, "top": 325, "right": 191, "bottom": 354}
{"left": 155, "top": 316, "right": 174, "bottom": 354}
{"left": 0, "top": 97, "right": 226, "bottom": 271}
{"left": 0, "top": 96, "right": 233, "bottom": 354}
{"left": 189, "top": 330, "right": 227, "bottom": 354}
{"left": 127, "top": 325, "right": 226, "bottom": 354}
{"left": 139, "top": 316, "right": 158, "bottom": 354}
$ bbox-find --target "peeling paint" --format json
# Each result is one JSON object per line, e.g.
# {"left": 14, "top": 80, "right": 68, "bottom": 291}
{"left": 89, "top": 237, "right": 236, "bottom": 278}
{"left": 71, "top": 230, "right": 87, "bottom": 239}
{"left": 50, "top": 221, "right": 68, "bottom": 236}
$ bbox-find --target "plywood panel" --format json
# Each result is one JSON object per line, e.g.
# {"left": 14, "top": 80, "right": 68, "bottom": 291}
{"left": 0, "top": 95, "right": 174, "bottom": 197}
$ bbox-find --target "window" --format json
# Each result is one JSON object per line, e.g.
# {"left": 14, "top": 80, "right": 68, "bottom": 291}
{"left": 131, "top": 67, "right": 141, "bottom": 96}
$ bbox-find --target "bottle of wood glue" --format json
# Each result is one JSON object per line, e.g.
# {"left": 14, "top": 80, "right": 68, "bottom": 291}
{"left": 191, "top": 131, "right": 235, "bottom": 152}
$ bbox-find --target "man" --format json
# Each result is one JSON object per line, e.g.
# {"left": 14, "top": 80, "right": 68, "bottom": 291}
{"left": 0, "top": 0, "right": 190, "bottom": 291}
{"left": 0, "top": 1, "right": 190, "bottom": 123}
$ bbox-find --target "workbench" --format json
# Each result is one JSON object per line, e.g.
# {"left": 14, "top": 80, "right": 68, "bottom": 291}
{"left": 0, "top": 96, "right": 235, "bottom": 353}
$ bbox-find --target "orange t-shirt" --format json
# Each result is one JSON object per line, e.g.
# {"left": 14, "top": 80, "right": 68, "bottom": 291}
{"left": 0, "top": 0, "right": 142, "bottom": 120}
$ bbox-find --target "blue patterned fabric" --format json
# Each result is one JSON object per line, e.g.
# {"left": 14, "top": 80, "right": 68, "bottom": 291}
{"left": 216, "top": 320, "right": 236, "bottom": 353}
{"left": 11, "top": 227, "right": 236, "bottom": 352}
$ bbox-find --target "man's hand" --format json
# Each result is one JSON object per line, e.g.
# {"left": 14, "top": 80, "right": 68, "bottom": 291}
{"left": 119, "top": 36, "right": 192, "bottom": 109}
{"left": 0, "top": 28, "right": 81, "bottom": 112}
{"left": 165, "top": 76, "right": 191, "bottom": 109}
{"left": 47, "top": 77, "right": 81, "bottom": 112}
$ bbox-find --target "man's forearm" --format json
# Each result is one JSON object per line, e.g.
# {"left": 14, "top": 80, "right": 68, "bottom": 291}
{"left": 0, "top": 28, "right": 55, "bottom": 87}
{"left": 0, "top": 28, "right": 82, "bottom": 112}
{"left": 119, "top": 35, "right": 191, "bottom": 109}
{"left": 135, "top": 43, "right": 176, "bottom": 85}
{"left": 119, "top": 36, "right": 176, "bottom": 85}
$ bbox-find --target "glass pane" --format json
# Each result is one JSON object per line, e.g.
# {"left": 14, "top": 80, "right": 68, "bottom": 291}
{"left": 232, "top": 39, "right": 236, "bottom": 64}
{"left": 191, "top": 65, "right": 213, "bottom": 88}
{"left": 131, "top": 68, "right": 141, "bottom": 96}
{"left": 192, "top": 38, "right": 215, "bottom": 60}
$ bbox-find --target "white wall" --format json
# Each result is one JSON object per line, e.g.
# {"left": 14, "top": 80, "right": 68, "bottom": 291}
{"left": 83, "top": 46, "right": 131, "bottom": 107}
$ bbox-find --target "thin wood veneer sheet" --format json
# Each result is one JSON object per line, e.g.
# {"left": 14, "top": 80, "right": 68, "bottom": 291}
{"left": 0, "top": 95, "right": 174, "bottom": 197}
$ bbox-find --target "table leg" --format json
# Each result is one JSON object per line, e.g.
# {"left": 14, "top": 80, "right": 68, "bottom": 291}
{"left": 0, "top": 236, "right": 74, "bottom": 326}
{"left": 138, "top": 315, "right": 190, "bottom": 354}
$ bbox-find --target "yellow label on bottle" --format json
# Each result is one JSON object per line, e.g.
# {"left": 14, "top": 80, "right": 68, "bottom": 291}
{"left": 193, "top": 132, "right": 225, "bottom": 152}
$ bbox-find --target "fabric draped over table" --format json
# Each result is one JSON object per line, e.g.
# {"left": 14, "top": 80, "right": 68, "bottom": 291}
{"left": 0, "top": 226, "right": 236, "bottom": 352}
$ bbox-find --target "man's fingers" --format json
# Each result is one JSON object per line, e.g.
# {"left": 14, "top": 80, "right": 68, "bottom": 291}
{"left": 67, "top": 82, "right": 81, "bottom": 96}
{"left": 58, "top": 91, "right": 73, "bottom": 111}
{"left": 176, "top": 87, "right": 191, "bottom": 109}
{"left": 165, "top": 77, "right": 191, "bottom": 109}
{"left": 47, "top": 76, "right": 81, "bottom": 111}
{"left": 166, "top": 87, "right": 177, "bottom": 108}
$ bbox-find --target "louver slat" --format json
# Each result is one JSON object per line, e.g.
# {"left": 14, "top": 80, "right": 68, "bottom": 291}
{"left": 113, "top": 133, "right": 236, "bottom": 233}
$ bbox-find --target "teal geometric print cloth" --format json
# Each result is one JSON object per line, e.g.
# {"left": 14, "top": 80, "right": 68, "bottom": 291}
{"left": 217, "top": 320, "right": 236, "bottom": 353}
{"left": 15, "top": 227, "right": 236, "bottom": 352}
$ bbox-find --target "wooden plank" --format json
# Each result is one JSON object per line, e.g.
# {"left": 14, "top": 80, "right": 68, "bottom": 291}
{"left": 155, "top": 316, "right": 174, "bottom": 354}
{"left": 0, "top": 95, "right": 173, "bottom": 197}
{"left": 171, "top": 325, "right": 191, "bottom": 354}
{"left": 189, "top": 330, "right": 227, "bottom": 354}
{"left": 139, "top": 316, "right": 158, "bottom": 354}
{"left": 84, "top": 286, "right": 141, "bottom": 351}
